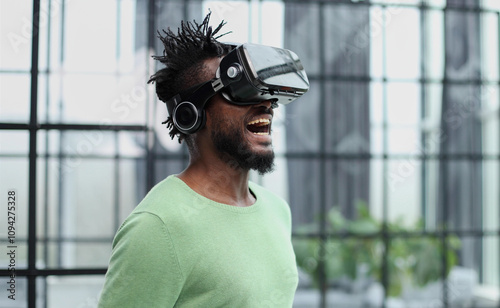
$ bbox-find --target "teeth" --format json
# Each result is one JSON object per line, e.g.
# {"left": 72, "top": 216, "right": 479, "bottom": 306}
{"left": 247, "top": 118, "right": 270, "bottom": 126}
{"left": 253, "top": 132, "right": 269, "bottom": 135}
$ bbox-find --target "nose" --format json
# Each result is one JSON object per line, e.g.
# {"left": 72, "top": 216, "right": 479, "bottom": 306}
{"left": 256, "top": 100, "right": 278, "bottom": 110}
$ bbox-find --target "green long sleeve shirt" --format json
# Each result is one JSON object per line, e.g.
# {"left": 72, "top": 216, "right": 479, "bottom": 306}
{"left": 98, "top": 175, "right": 298, "bottom": 307}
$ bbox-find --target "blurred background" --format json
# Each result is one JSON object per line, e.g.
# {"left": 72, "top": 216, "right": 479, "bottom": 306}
{"left": 0, "top": 0, "right": 499, "bottom": 307}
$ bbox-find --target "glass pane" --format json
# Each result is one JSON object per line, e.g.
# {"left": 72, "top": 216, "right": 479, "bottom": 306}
{"left": 438, "top": 160, "right": 482, "bottom": 232}
{"left": 326, "top": 81, "right": 370, "bottom": 154}
{"left": 283, "top": 3, "right": 321, "bottom": 76}
{"left": 63, "top": 0, "right": 117, "bottom": 73}
{"left": 0, "top": 157, "right": 29, "bottom": 244}
{"left": 53, "top": 158, "right": 115, "bottom": 237}
{"left": 51, "top": 74, "right": 147, "bottom": 124}
{"left": 0, "top": 131, "right": 29, "bottom": 155}
{"left": 370, "top": 126, "right": 384, "bottom": 156}
{"left": 423, "top": 159, "right": 440, "bottom": 230}
{"left": 288, "top": 158, "right": 321, "bottom": 232}
{"left": 260, "top": 1, "right": 285, "bottom": 47}
{"left": 285, "top": 80, "right": 321, "bottom": 153}
{"left": 117, "top": 131, "right": 146, "bottom": 158}
{"left": 36, "top": 158, "right": 61, "bottom": 248}
{"left": 46, "top": 275, "right": 104, "bottom": 308}
{"left": 482, "top": 0, "right": 500, "bottom": 10}
{"left": 370, "top": 82, "right": 384, "bottom": 155}
{"left": 482, "top": 160, "right": 499, "bottom": 287}
{"left": 386, "top": 82, "right": 421, "bottom": 155}
{"left": 483, "top": 160, "right": 499, "bottom": 231}
{"left": 60, "top": 242, "right": 111, "bottom": 268}
{"left": 0, "top": 242, "right": 28, "bottom": 271}
{"left": 0, "top": 73, "right": 31, "bottom": 123}
{"left": 37, "top": 157, "right": 58, "bottom": 269}
{"left": 118, "top": 158, "right": 145, "bottom": 224}
{"left": 387, "top": 82, "right": 421, "bottom": 127}
{"left": 482, "top": 13, "right": 499, "bottom": 81}
{"left": 0, "top": 277, "right": 28, "bottom": 307}
{"left": 37, "top": 130, "right": 61, "bottom": 156}
{"left": 482, "top": 236, "right": 499, "bottom": 286}
{"left": 422, "top": 83, "right": 443, "bottom": 155}
{"left": 323, "top": 5, "right": 370, "bottom": 77}
{"left": 483, "top": 89, "right": 500, "bottom": 156}
{"left": 60, "top": 130, "right": 117, "bottom": 158}
{"left": 39, "top": 0, "right": 64, "bottom": 72}
{"left": 38, "top": 158, "right": 116, "bottom": 268}
{"left": 326, "top": 159, "right": 372, "bottom": 223}
{"left": 118, "top": 0, "right": 138, "bottom": 73}
{"left": 425, "top": 9, "right": 445, "bottom": 80}
{"left": 369, "top": 158, "right": 384, "bottom": 222}
{"left": 370, "top": 5, "right": 384, "bottom": 80}
{"left": 385, "top": 8, "right": 421, "bottom": 79}
{"left": 387, "top": 159, "right": 422, "bottom": 226}
{"left": 0, "top": 0, "right": 33, "bottom": 70}
{"left": 387, "top": 128, "right": 420, "bottom": 154}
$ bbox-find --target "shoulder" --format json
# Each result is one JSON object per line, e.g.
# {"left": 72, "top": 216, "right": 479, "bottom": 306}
{"left": 117, "top": 175, "right": 206, "bottom": 237}
{"left": 134, "top": 175, "right": 181, "bottom": 210}
{"left": 130, "top": 175, "right": 195, "bottom": 219}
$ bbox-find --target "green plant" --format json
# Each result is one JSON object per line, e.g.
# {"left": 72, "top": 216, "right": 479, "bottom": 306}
{"left": 293, "top": 201, "right": 461, "bottom": 297}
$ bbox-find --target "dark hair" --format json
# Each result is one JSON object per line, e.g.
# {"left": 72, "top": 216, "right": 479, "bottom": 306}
{"left": 148, "top": 12, "right": 232, "bottom": 143}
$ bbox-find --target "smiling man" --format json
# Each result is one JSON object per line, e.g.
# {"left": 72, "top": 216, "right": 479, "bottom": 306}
{"left": 98, "top": 12, "right": 308, "bottom": 308}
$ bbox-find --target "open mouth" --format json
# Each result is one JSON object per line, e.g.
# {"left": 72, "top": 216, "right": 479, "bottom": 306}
{"left": 246, "top": 118, "right": 271, "bottom": 135}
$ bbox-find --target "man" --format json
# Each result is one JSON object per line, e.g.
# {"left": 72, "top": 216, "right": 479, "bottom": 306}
{"left": 98, "top": 12, "right": 308, "bottom": 307}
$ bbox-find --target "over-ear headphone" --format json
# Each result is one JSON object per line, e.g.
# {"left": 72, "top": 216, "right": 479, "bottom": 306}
{"left": 171, "top": 100, "right": 206, "bottom": 135}
{"left": 165, "top": 78, "right": 224, "bottom": 135}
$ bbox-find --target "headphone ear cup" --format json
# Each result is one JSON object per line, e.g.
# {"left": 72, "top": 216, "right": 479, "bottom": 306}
{"left": 172, "top": 101, "right": 205, "bottom": 134}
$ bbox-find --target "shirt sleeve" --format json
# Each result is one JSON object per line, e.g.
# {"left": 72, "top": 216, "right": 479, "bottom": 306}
{"left": 98, "top": 212, "right": 184, "bottom": 308}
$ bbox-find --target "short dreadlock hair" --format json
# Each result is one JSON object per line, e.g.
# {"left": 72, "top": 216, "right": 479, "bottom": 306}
{"left": 148, "top": 12, "right": 232, "bottom": 144}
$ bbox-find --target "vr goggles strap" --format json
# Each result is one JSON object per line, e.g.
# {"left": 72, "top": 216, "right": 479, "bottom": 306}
{"left": 186, "top": 78, "right": 224, "bottom": 109}
{"left": 166, "top": 77, "right": 223, "bottom": 114}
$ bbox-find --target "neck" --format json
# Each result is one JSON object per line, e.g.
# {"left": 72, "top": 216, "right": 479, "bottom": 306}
{"left": 177, "top": 150, "right": 256, "bottom": 207}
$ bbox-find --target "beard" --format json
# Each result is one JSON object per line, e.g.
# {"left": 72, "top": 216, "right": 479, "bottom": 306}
{"left": 210, "top": 119, "right": 275, "bottom": 175}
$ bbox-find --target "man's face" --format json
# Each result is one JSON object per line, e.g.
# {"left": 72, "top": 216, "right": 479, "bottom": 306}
{"left": 208, "top": 96, "right": 275, "bottom": 175}
{"left": 202, "top": 58, "right": 275, "bottom": 174}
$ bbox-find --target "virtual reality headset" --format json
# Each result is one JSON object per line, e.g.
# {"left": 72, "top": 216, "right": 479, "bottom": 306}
{"left": 164, "top": 43, "right": 309, "bottom": 135}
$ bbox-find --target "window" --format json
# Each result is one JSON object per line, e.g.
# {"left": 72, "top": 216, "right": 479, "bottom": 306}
{"left": 1, "top": 0, "right": 498, "bottom": 307}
